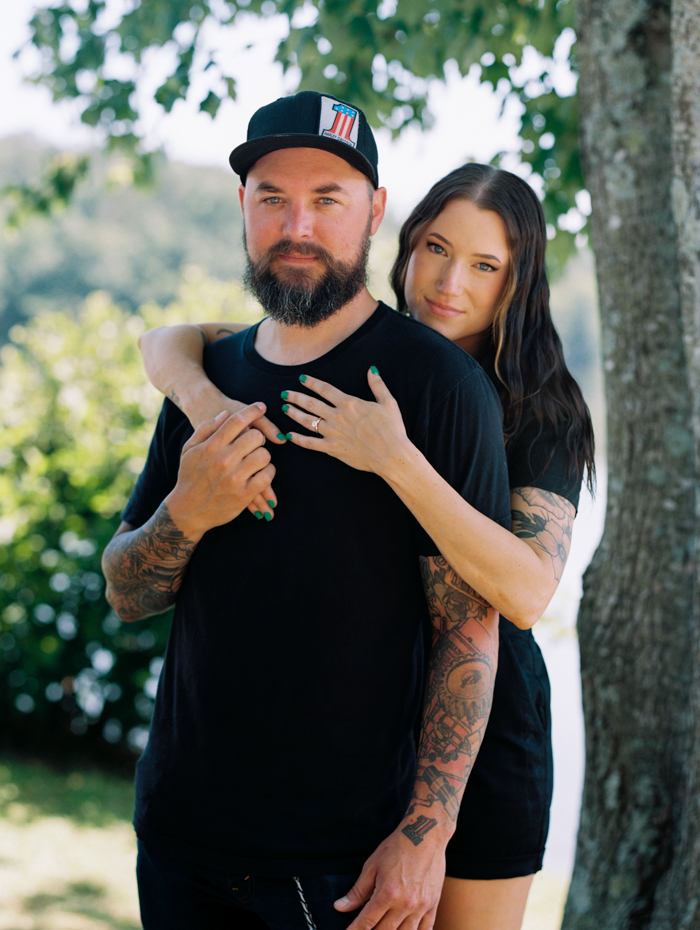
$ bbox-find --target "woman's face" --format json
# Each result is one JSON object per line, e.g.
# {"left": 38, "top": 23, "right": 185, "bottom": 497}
{"left": 404, "top": 198, "right": 511, "bottom": 358}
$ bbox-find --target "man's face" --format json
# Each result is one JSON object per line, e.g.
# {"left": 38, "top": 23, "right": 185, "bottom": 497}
{"left": 239, "top": 148, "right": 386, "bottom": 326}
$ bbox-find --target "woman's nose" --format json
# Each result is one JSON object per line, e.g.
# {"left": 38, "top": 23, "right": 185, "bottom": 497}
{"left": 436, "top": 263, "right": 464, "bottom": 296}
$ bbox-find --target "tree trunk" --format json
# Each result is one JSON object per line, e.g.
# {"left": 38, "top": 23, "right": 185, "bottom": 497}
{"left": 563, "top": 0, "right": 699, "bottom": 926}
{"left": 649, "top": 1, "right": 700, "bottom": 925}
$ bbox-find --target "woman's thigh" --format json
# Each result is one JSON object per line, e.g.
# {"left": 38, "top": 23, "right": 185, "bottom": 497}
{"left": 434, "top": 874, "right": 535, "bottom": 930}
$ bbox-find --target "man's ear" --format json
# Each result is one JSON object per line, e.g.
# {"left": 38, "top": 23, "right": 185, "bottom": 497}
{"left": 370, "top": 186, "right": 387, "bottom": 236}
{"left": 238, "top": 184, "right": 245, "bottom": 213}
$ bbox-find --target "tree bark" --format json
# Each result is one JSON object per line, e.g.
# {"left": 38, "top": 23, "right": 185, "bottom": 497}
{"left": 563, "top": 0, "right": 699, "bottom": 926}
{"left": 649, "top": 1, "right": 700, "bottom": 925}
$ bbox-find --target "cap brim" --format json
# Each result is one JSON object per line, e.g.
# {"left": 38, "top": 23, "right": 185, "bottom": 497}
{"left": 229, "top": 134, "right": 378, "bottom": 187}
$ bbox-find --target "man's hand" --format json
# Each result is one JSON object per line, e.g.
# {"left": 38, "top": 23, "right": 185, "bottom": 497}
{"left": 102, "top": 403, "right": 275, "bottom": 623}
{"left": 184, "top": 392, "right": 284, "bottom": 522}
{"left": 166, "top": 403, "right": 276, "bottom": 540}
{"left": 334, "top": 825, "right": 445, "bottom": 930}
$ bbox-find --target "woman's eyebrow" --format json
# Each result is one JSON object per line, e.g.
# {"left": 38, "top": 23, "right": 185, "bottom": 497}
{"left": 427, "top": 231, "right": 453, "bottom": 247}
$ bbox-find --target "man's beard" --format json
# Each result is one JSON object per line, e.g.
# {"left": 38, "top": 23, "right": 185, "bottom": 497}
{"left": 243, "top": 232, "right": 370, "bottom": 328}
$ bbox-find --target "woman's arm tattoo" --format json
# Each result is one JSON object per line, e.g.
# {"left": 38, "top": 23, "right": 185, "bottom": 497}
{"left": 511, "top": 487, "right": 576, "bottom": 583}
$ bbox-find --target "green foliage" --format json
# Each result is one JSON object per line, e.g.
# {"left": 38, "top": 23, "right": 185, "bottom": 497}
{"left": 3, "top": 152, "right": 90, "bottom": 228}
{"left": 0, "top": 280, "right": 261, "bottom": 765}
{"left": 18, "top": 0, "right": 584, "bottom": 257}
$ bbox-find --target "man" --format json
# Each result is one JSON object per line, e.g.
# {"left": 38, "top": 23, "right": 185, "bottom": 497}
{"left": 102, "top": 90, "right": 511, "bottom": 929}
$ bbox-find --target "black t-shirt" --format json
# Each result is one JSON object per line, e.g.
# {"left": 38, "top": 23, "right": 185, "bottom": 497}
{"left": 123, "top": 302, "right": 511, "bottom": 876}
{"left": 506, "top": 419, "right": 582, "bottom": 511}
{"left": 478, "top": 354, "right": 582, "bottom": 510}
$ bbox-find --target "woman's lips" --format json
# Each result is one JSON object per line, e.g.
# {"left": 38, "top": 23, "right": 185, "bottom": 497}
{"left": 425, "top": 298, "right": 463, "bottom": 318}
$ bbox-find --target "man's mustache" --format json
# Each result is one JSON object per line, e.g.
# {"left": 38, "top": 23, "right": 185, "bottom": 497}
{"left": 260, "top": 239, "right": 334, "bottom": 268}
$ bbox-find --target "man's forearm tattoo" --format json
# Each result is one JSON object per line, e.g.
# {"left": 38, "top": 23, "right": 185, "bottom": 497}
{"left": 511, "top": 487, "right": 575, "bottom": 583}
{"left": 104, "top": 505, "right": 197, "bottom": 620}
{"left": 403, "top": 556, "right": 497, "bottom": 838}
{"left": 401, "top": 814, "right": 438, "bottom": 846}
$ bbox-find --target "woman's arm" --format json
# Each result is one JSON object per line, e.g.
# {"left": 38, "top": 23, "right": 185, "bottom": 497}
{"left": 139, "top": 322, "right": 286, "bottom": 521}
{"left": 140, "top": 323, "right": 249, "bottom": 427}
{"left": 280, "top": 369, "right": 576, "bottom": 629}
{"left": 380, "top": 448, "right": 575, "bottom": 629}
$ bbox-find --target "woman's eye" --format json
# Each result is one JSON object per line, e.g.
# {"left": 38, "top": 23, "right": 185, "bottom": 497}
{"left": 427, "top": 241, "right": 446, "bottom": 255}
{"left": 477, "top": 262, "right": 497, "bottom": 272}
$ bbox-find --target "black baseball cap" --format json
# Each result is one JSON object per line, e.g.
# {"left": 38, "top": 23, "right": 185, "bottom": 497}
{"left": 229, "top": 90, "right": 379, "bottom": 187}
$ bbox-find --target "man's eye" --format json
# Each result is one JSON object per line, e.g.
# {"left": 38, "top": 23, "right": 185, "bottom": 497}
{"left": 319, "top": 197, "right": 337, "bottom": 205}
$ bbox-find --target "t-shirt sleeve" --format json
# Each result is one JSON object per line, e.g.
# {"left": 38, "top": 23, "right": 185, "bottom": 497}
{"left": 507, "top": 420, "right": 582, "bottom": 511}
{"left": 412, "top": 366, "right": 512, "bottom": 557}
{"left": 121, "top": 399, "right": 192, "bottom": 529}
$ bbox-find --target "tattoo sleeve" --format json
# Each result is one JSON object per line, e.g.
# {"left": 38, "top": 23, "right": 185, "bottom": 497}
{"left": 102, "top": 505, "right": 197, "bottom": 622}
{"left": 400, "top": 555, "right": 498, "bottom": 847}
{"left": 511, "top": 487, "right": 575, "bottom": 584}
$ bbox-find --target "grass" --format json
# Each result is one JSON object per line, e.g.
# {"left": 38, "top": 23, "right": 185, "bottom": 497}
{"left": 0, "top": 756, "right": 140, "bottom": 930}
{"left": 0, "top": 755, "right": 568, "bottom": 929}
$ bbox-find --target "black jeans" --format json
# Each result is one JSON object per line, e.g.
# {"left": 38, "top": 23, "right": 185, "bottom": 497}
{"left": 137, "top": 840, "right": 359, "bottom": 929}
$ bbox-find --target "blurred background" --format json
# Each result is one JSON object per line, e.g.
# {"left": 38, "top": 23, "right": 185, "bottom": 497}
{"left": 1, "top": 2, "right": 604, "bottom": 927}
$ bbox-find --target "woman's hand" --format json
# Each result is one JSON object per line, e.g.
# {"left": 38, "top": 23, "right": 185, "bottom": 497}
{"left": 280, "top": 368, "right": 413, "bottom": 477}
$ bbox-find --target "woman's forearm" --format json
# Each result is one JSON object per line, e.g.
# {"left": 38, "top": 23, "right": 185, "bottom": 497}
{"left": 139, "top": 322, "right": 247, "bottom": 425}
{"left": 381, "top": 442, "right": 571, "bottom": 629}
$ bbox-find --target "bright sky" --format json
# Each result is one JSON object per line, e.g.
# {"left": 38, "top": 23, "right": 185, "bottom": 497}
{"left": 1, "top": 0, "right": 536, "bottom": 220}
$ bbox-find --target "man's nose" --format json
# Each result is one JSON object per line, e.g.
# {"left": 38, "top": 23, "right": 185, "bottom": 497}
{"left": 281, "top": 203, "right": 314, "bottom": 240}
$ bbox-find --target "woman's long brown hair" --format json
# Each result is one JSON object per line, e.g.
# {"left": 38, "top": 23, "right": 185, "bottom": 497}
{"left": 391, "top": 163, "right": 595, "bottom": 491}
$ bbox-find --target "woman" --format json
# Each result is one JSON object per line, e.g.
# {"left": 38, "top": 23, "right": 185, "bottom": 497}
{"left": 139, "top": 163, "right": 594, "bottom": 929}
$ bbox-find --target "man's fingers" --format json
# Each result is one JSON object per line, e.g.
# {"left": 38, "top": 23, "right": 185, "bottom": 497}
{"left": 183, "top": 403, "right": 266, "bottom": 454}
{"left": 182, "top": 409, "right": 228, "bottom": 453}
{"left": 210, "top": 403, "right": 268, "bottom": 447}
{"left": 335, "top": 870, "right": 375, "bottom": 912}
{"left": 255, "top": 414, "right": 287, "bottom": 445}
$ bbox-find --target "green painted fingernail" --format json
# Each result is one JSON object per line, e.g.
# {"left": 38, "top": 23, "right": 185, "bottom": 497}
{"left": 370, "top": 365, "right": 379, "bottom": 375}
{"left": 264, "top": 512, "right": 273, "bottom": 522}
{"left": 268, "top": 500, "right": 276, "bottom": 508}
{"left": 281, "top": 390, "right": 289, "bottom": 400}
{"left": 276, "top": 432, "right": 287, "bottom": 441}
{"left": 299, "top": 374, "right": 307, "bottom": 383}
{"left": 282, "top": 404, "right": 289, "bottom": 413}
{"left": 285, "top": 432, "right": 293, "bottom": 441}
{"left": 254, "top": 511, "right": 263, "bottom": 520}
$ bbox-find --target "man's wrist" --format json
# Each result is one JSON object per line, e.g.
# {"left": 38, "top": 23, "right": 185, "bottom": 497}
{"left": 162, "top": 491, "right": 207, "bottom": 544}
{"left": 398, "top": 813, "right": 455, "bottom": 850}
{"left": 398, "top": 795, "right": 458, "bottom": 850}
